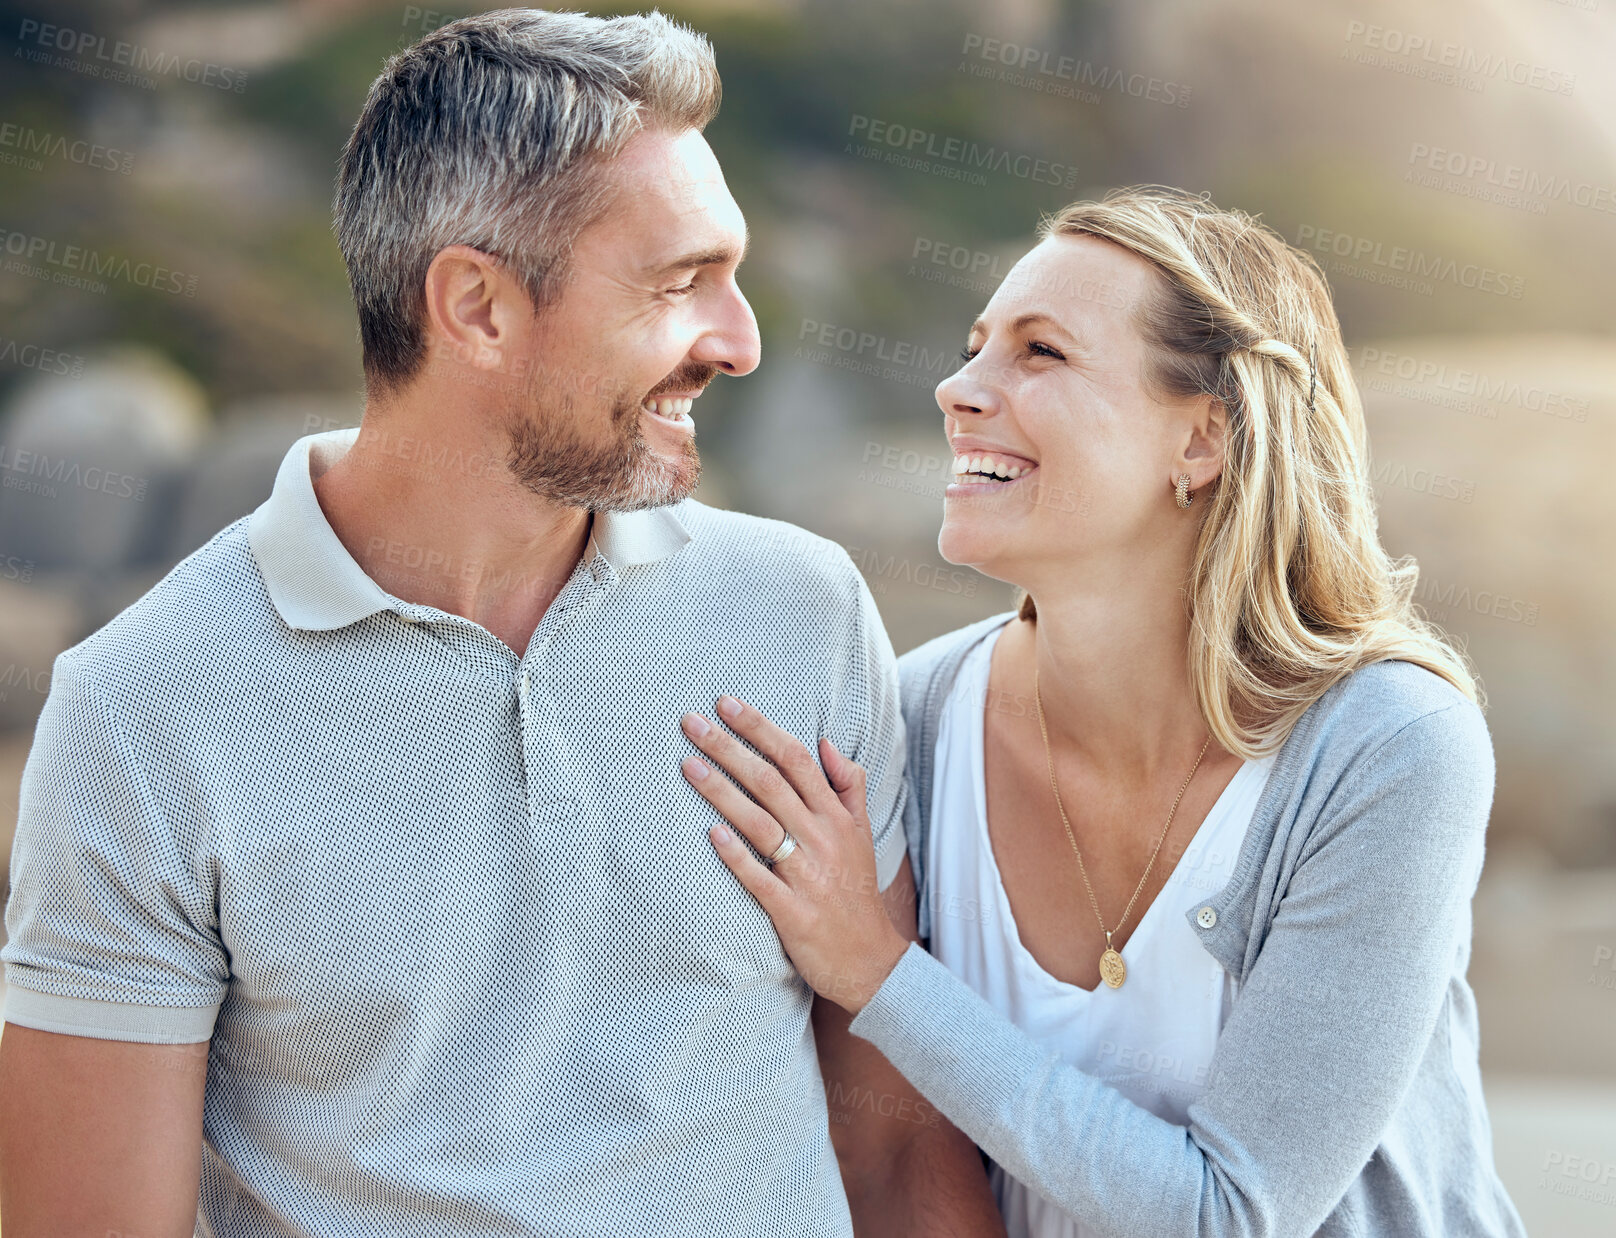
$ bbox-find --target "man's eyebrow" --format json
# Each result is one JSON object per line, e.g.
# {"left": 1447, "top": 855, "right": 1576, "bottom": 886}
{"left": 645, "top": 226, "right": 751, "bottom": 281}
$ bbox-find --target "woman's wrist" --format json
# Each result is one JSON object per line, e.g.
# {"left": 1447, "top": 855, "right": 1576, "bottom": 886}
{"left": 840, "top": 931, "right": 913, "bottom": 1015}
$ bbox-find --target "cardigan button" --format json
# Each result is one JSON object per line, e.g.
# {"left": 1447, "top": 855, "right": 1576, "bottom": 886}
{"left": 1196, "top": 905, "right": 1218, "bottom": 929}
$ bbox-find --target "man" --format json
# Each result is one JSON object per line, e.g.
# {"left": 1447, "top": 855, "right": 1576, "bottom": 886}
{"left": 0, "top": 10, "right": 1003, "bottom": 1236}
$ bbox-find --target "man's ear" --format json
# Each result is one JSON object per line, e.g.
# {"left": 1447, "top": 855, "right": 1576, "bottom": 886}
{"left": 421, "top": 244, "right": 519, "bottom": 372}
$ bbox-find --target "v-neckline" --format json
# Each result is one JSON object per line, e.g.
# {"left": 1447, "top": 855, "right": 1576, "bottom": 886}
{"left": 964, "top": 625, "right": 1256, "bottom": 998}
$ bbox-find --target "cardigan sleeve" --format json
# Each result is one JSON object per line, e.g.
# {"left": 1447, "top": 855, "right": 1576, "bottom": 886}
{"left": 848, "top": 699, "right": 1494, "bottom": 1238}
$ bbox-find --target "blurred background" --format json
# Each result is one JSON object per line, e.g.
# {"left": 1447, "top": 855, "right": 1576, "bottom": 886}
{"left": 0, "top": 0, "right": 1612, "bottom": 1231}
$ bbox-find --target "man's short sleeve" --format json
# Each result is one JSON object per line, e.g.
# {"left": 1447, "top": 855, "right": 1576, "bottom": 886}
{"left": 2, "top": 653, "right": 228, "bottom": 1043}
{"left": 825, "top": 565, "right": 909, "bottom": 893}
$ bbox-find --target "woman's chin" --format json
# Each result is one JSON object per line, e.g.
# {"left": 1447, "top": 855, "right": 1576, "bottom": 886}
{"left": 937, "top": 518, "right": 1006, "bottom": 576}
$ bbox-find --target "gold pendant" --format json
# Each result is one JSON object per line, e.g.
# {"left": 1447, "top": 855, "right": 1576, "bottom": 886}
{"left": 1099, "top": 947, "right": 1127, "bottom": 989}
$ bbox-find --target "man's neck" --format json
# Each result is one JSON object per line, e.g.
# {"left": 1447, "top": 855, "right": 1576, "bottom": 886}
{"left": 309, "top": 412, "right": 592, "bottom": 658}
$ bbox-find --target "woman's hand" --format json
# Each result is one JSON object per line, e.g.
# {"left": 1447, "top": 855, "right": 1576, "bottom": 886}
{"left": 679, "top": 696, "right": 910, "bottom": 1014}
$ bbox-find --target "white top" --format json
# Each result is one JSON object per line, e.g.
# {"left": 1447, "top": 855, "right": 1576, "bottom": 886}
{"left": 926, "top": 626, "right": 1274, "bottom": 1238}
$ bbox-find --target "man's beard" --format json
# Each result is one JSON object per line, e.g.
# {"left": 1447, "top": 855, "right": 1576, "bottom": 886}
{"left": 503, "top": 364, "right": 710, "bottom": 512}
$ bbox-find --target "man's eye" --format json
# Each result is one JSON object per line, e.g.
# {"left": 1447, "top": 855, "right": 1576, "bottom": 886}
{"left": 666, "top": 281, "right": 698, "bottom": 297}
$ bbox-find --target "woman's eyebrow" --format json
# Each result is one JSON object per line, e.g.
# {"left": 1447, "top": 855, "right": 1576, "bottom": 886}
{"left": 969, "top": 311, "right": 1079, "bottom": 340}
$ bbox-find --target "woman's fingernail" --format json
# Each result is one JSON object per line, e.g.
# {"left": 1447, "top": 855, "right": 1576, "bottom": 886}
{"left": 683, "top": 756, "right": 709, "bottom": 781}
{"left": 712, "top": 825, "right": 731, "bottom": 844}
{"left": 682, "top": 712, "right": 710, "bottom": 737}
{"left": 718, "top": 696, "right": 742, "bottom": 719}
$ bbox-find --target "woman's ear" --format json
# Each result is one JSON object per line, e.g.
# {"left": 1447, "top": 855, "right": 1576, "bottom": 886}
{"left": 1174, "top": 394, "right": 1227, "bottom": 491}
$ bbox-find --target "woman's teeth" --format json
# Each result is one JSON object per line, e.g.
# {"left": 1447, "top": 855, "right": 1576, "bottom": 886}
{"left": 952, "top": 453, "right": 1034, "bottom": 483}
{"left": 643, "top": 396, "right": 694, "bottom": 421}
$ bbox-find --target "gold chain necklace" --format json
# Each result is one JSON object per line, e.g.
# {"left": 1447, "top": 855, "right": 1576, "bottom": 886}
{"left": 1033, "top": 663, "right": 1211, "bottom": 990}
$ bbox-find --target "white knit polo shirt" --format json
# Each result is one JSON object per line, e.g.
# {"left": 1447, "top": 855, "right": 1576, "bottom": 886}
{"left": 2, "top": 427, "right": 908, "bottom": 1237}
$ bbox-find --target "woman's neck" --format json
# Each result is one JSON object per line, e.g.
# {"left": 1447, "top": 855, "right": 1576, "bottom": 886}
{"left": 1014, "top": 570, "right": 1208, "bottom": 780}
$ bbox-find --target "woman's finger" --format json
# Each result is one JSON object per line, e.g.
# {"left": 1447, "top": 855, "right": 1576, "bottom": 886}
{"left": 681, "top": 754, "right": 794, "bottom": 861}
{"left": 680, "top": 710, "right": 816, "bottom": 833}
{"left": 708, "top": 824, "right": 796, "bottom": 920}
{"left": 818, "top": 737, "right": 872, "bottom": 830}
{"left": 713, "top": 696, "right": 842, "bottom": 816}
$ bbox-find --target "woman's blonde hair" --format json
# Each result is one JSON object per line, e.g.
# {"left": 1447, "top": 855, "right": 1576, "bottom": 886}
{"left": 1021, "top": 185, "right": 1478, "bottom": 757}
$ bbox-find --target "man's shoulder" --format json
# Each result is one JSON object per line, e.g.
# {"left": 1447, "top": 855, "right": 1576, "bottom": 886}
{"left": 56, "top": 515, "right": 270, "bottom": 696}
{"left": 673, "top": 499, "right": 862, "bottom": 598}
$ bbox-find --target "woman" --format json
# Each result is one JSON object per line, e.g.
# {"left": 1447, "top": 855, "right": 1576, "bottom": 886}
{"left": 673, "top": 186, "right": 1527, "bottom": 1236}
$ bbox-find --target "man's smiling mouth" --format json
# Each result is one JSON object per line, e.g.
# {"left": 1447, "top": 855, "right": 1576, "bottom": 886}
{"left": 642, "top": 394, "right": 695, "bottom": 423}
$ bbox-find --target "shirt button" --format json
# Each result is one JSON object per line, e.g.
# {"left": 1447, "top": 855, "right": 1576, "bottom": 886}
{"left": 519, "top": 669, "right": 529, "bottom": 695}
{"left": 1196, "top": 906, "right": 1218, "bottom": 929}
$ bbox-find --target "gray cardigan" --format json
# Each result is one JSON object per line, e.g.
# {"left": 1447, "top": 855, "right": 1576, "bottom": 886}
{"left": 847, "top": 612, "right": 1526, "bottom": 1238}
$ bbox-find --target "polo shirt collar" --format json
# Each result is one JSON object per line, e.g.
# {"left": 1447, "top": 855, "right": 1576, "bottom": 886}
{"left": 247, "top": 428, "right": 692, "bottom": 632}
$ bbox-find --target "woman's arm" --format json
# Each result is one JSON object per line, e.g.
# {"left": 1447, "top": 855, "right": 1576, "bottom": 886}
{"left": 848, "top": 701, "right": 1492, "bottom": 1237}
{"left": 682, "top": 694, "right": 1495, "bottom": 1238}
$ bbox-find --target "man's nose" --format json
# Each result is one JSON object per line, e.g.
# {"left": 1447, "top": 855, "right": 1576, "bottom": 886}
{"left": 691, "top": 283, "right": 761, "bottom": 378}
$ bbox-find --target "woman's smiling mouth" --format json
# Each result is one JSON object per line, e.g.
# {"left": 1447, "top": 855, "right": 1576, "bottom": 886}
{"left": 948, "top": 449, "right": 1040, "bottom": 489}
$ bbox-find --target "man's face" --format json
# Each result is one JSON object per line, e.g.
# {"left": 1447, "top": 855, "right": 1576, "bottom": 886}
{"left": 503, "top": 126, "right": 760, "bottom": 511}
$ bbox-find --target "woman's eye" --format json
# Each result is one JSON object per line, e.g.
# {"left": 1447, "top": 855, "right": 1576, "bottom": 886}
{"left": 958, "top": 341, "right": 1062, "bottom": 364}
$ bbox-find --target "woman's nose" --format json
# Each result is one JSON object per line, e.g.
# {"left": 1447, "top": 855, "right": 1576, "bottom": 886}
{"left": 935, "top": 368, "right": 998, "bottom": 419}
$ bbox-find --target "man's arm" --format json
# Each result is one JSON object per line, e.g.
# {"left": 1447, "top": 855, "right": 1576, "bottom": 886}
{"left": 813, "top": 857, "right": 1006, "bottom": 1237}
{"left": 0, "top": 1023, "right": 208, "bottom": 1238}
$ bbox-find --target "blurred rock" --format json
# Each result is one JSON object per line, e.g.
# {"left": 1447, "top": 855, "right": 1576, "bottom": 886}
{"left": 0, "top": 345, "right": 208, "bottom": 575}
{"left": 163, "top": 393, "right": 360, "bottom": 562}
{"left": 0, "top": 576, "right": 77, "bottom": 732}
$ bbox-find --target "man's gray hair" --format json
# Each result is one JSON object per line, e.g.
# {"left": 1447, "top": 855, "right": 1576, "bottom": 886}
{"left": 333, "top": 8, "right": 721, "bottom": 394}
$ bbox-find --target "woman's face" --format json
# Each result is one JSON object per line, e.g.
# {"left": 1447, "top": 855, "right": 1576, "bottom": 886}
{"left": 935, "top": 233, "right": 1216, "bottom": 588}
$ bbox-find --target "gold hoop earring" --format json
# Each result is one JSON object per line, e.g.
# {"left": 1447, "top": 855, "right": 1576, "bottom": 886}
{"left": 1175, "top": 474, "right": 1193, "bottom": 508}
